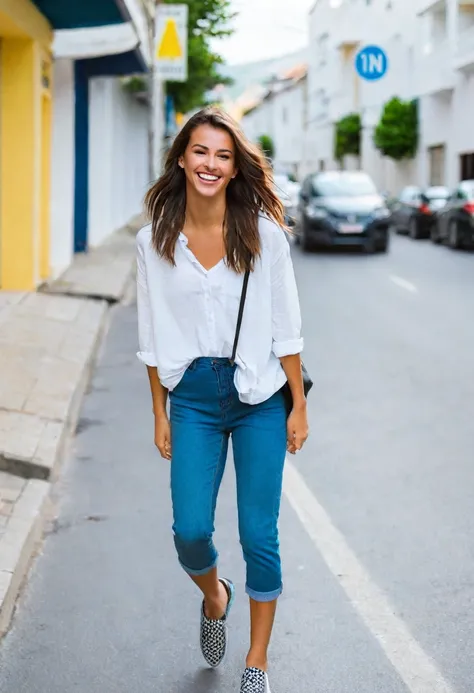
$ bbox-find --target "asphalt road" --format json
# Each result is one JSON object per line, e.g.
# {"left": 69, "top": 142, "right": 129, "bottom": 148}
{"left": 0, "top": 233, "right": 473, "bottom": 693}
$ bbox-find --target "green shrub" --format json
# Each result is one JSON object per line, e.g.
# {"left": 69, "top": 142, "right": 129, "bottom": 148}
{"left": 334, "top": 113, "right": 361, "bottom": 162}
{"left": 257, "top": 134, "right": 275, "bottom": 160}
{"left": 373, "top": 97, "right": 418, "bottom": 160}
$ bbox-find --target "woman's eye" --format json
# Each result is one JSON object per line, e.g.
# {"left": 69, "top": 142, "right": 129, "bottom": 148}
{"left": 220, "top": 155, "right": 230, "bottom": 160}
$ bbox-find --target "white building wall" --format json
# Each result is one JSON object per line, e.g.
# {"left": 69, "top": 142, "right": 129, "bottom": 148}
{"left": 305, "top": 0, "right": 421, "bottom": 192}
{"left": 50, "top": 59, "right": 75, "bottom": 278}
{"left": 417, "top": 0, "right": 474, "bottom": 189}
{"left": 242, "top": 99, "right": 273, "bottom": 147}
{"left": 242, "top": 80, "right": 307, "bottom": 179}
{"left": 88, "top": 77, "right": 149, "bottom": 248}
{"left": 272, "top": 81, "right": 306, "bottom": 178}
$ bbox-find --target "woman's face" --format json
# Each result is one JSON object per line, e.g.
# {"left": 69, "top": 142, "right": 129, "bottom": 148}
{"left": 179, "top": 124, "right": 237, "bottom": 199}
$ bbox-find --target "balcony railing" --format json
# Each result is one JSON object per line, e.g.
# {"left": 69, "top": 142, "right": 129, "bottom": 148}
{"left": 417, "top": 0, "right": 446, "bottom": 17}
{"left": 415, "top": 40, "right": 456, "bottom": 95}
{"left": 455, "top": 24, "right": 474, "bottom": 70}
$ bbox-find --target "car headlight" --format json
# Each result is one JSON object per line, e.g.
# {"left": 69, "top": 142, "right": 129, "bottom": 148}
{"left": 373, "top": 207, "right": 391, "bottom": 219}
{"left": 306, "top": 204, "right": 327, "bottom": 220}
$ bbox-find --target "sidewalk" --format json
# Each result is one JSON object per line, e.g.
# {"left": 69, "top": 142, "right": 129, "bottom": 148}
{"left": 0, "top": 215, "right": 143, "bottom": 637}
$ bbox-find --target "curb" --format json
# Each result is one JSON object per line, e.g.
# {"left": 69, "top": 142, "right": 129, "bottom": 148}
{"left": 0, "top": 299, "right": 109, "bottom": 482}
{"left": 0, "top": 300, "right": 112, "bottom": 638}
{"left": 0, "top": 480, "right": 50, "bottom": 638}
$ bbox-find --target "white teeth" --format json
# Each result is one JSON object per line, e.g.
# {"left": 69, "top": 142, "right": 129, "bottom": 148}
{"left": 198, "top": 173, "right": 219, "bottom": 181}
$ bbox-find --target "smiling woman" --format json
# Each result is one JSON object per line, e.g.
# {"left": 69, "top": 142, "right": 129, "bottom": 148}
{"left": 138, "top": 106, "right": 309, "bottom": 693}
{"left": 145, "top": 107, "right": 285, "bottom": 273}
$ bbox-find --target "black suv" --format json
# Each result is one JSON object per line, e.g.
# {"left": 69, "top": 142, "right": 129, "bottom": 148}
{"left": 295, "top": 171, "right": 390, "bottom": 253}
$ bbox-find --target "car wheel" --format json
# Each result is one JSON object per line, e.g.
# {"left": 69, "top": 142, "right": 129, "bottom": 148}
{"left": 448, "top": 220, "right": 462, "bottom": 249}
{"left": 430, "top": 221, "right": 441, "bottom": 244}
{"left": 301, "top": 222, "right": 313, "bottom": 252}
{"left": 365, "top": 236, "right": 377, "bottom": 253}
{"left": 376, "top": 233, "right": 389, "bottom": 253}
{"left": 409, "top": 217, "right": 420, "bottom": 239}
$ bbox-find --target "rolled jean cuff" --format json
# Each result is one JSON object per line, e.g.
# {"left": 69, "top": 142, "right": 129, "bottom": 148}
{"left": 179, "top": 556, "right": 218, "bottom": 577}
{"left": 245, "top": 584, "right": 283, "bottom": 602}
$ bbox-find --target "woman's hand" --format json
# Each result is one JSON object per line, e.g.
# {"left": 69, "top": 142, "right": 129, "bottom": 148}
{"left": 154, "top": 414, "right": 172, "bottom": 460}
{"left": 287, "top": 403, "right": 309, "bottom": 455}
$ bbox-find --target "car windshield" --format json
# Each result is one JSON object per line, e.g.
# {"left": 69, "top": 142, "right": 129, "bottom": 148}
{"left": 313, "top": 173, "right": 377, "bottom": 197}
{"left": 461, "top": 181, "right": 474, "bottom": 199}
{"left": 425, "top": 187, "right": 449, "bottom": 200}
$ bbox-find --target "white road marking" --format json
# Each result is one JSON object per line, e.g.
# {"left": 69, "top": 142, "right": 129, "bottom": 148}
{"left": 390, "top": 274, "right": 418, "bottom": 294}
{"left": 283, "top": 460, "right": 457, "bottom": 693}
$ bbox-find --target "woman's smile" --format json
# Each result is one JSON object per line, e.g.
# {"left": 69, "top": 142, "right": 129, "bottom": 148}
{"left": 196, "top": 172, "right": 221, "bottom": 184}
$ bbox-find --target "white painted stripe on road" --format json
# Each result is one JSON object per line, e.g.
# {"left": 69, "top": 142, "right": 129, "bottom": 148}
{"left": 283, "top": 460, "right": 457, "bottom": 693}
{"left": 390, "top": 275, "right": 418, "bottom": 294}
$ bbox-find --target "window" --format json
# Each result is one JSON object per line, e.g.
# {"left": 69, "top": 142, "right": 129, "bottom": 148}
{"left": 313, "top": 172, "right": 377, "bottom": 197}
{"left": 425, "top": 186, "right": 449, "bottom": 201}
{"left": 459, "top": 181, "right": 474, "bottom": 199}
{"left": 400, "top": 187, "right": 421, "bottom": 203}
{"left": 318, "top": 33, "right": 329, "bottom": 66}
{"left": 302, "top": 177, "right": 313, "bottom": 198}
{"left": 428, "top": 145, "right": 445, "bottom": 186}
{"left": 460, "top": 152, "right": 474, "bottom": 181}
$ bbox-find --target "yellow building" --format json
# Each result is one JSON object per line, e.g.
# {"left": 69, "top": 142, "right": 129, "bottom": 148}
{"left": 0, "top": 0, "right": 52, "bottom": 290}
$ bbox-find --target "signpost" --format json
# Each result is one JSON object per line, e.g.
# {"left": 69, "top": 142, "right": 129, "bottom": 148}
{"left": 355, "top": 45, "right": 388, "bottom": 82}
{"left": 155, "top": 4, "right": 188, "bottom": 82}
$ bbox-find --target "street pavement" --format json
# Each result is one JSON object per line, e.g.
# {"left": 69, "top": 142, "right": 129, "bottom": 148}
{"left": 0, "top": 233, "right": 473, "bottom": 693}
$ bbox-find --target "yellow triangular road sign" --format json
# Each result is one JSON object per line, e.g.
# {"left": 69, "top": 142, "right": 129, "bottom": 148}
{"left": 157, "top": 18, "right": 182, "bottom": 60}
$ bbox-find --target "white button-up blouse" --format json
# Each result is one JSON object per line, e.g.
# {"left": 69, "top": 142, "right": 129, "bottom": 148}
{"left": 136, "top": 215, "right": 304, "bottom": 405}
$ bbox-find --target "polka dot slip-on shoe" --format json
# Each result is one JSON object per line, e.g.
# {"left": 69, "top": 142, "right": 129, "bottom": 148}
{"left": 240, "top": 667, "right": 272, "bottom": 693}
{"left": 199, "top": 578, "right": 235, "bottom": 669}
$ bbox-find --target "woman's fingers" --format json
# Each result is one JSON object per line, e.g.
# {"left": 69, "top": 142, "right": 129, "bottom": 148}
{"left": 287, "top": 429, "right": 308, "bottom": 455}
{"left": 156, "top": 437, "right": 172, "bottom": 460}
{"left": 154, "top": 417, "right": 172, "bottom": 460}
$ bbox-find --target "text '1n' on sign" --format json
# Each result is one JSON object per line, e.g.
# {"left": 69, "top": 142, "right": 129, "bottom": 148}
{"left": 355, "top": 45, "right": 388, "bottom": 82}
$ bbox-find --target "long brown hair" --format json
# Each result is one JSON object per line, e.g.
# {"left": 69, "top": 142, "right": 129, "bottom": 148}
{"left": 144, "top": 107, "right": 285, "bottom": 273}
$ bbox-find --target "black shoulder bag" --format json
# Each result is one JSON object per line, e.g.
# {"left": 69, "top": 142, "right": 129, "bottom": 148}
{"left": 231, "top": 270, "right": 313, "bottom": 416}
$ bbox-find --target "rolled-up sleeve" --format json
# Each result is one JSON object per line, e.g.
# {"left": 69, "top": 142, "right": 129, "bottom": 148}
{"left": 271, "top": 233, "right": 304, "bottom": 358}
{"left": 136, "top": 233, "right": 157, "bottom": 367}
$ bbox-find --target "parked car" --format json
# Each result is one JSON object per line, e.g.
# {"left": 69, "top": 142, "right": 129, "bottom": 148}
{"left": 273, "top": 174, "right": 299, "bottom": 227}
{"left": 294, "top": 171, "right": 390, "bottom": 252}
{"left": 432, "top": 180, "right": 474, "bottom": 249}
{"left": 390, "top": 185, "right": 450, "bottom": 239}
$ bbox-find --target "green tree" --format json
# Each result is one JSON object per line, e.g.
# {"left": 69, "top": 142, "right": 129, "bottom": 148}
{"left": 257, "top": 134, "right": 275, "bottom": 160}
{"left": 373, "top": 97, "right": 418, "bottom": 160}
{"left": 334, "top": 113, "right": 361, "bottom": 163}
{"left": 164, "top": 0, "right": 235, "bottom": 113}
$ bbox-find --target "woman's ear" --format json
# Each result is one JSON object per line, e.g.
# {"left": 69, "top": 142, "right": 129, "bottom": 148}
{"left": 232, "top": 169, "right": 238, "bottom": 179}
{"left": 178, "top": 157, "right": 184, "bottom": 169}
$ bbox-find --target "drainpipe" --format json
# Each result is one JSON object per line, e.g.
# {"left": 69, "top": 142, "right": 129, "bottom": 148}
{"left": 145, "top": 0, "right": 157, "bottom": 181}
{"left": 446, "top": 0, "right": 458, "bottom": 53}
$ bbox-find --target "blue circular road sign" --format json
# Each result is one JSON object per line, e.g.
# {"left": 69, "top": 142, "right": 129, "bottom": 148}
{"left": 355, "top": 45, "right": 388, "bottom": 81}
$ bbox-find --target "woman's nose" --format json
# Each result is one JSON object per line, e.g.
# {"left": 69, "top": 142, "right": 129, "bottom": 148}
{"left": 205, "top": 155, "right": 217, "bottom": 171}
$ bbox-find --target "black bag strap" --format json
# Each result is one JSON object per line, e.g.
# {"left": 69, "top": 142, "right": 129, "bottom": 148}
{"left": 230, "top": 270, "right": 250, "bottom": 365}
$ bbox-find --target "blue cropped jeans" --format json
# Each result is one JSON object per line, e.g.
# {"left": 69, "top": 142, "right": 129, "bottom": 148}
{"left": 169, "top": 357, "right": 287, "bottom": 602}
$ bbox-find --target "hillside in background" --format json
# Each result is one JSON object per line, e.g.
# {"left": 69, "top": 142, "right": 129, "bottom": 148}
{"left": 219, "top": 48, "right": 308, "bottom": 100}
